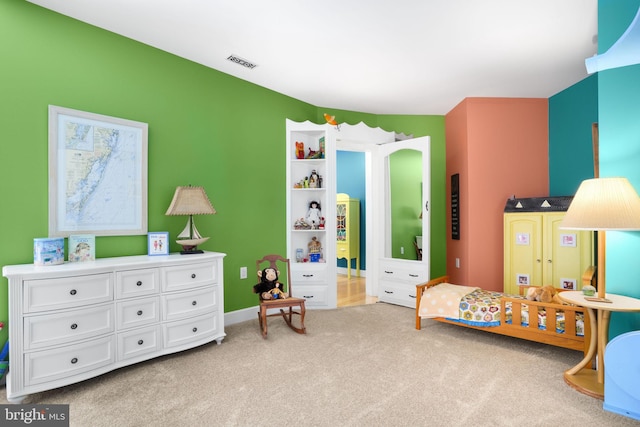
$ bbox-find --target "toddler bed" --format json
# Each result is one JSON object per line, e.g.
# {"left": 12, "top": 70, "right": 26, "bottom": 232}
{"left": 415, "top": 276, "right": 592, "bottom": 353}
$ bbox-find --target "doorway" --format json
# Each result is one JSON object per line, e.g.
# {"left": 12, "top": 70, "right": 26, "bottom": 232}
{"left": 336, "top": 148, "right": 376, "bottom": 307}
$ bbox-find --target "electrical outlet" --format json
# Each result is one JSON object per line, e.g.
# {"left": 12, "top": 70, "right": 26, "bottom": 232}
{"left": 455, "top": 258, "right": 460, "bottom": 268}
{"left": 400, "top": 246, "right": 404, "bottom": 255}
{"left": 240, "top": 266, "right": 247, "bottom": 279}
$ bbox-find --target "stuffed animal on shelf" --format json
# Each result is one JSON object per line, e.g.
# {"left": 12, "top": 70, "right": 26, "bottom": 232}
{"left": 307, "top": 147, "right": 322, "bottom": 159}
{"left": 253, "top": 267, "right": 289, "bottom": 300}
{"left": 526, "top": 285, "right": 564, "bottom": 305}
{"left": 295, "top": 141, "right": 305, "bottom": 159}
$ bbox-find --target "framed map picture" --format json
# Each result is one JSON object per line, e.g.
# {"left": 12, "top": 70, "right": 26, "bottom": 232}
{"left": 48, "top": 105, "right": 148, "bottom": 237}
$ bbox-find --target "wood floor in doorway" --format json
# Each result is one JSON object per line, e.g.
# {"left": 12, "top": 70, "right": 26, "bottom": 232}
{"left": 337, "top": 274, "right": 378, "bottom": 307}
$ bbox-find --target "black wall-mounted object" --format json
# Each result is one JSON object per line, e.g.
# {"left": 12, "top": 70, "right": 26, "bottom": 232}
{"left": 451, "top": 173, "right": 460, "bottom": 240}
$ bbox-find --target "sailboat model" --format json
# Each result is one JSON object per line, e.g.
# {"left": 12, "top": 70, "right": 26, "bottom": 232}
{"left": 176, "top": 216, "right": 210, "bottom": 248}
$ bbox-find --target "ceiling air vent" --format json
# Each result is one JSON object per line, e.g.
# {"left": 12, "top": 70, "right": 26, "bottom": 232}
{"left": 227, "top": 54, "right": 258, "bottom": 69}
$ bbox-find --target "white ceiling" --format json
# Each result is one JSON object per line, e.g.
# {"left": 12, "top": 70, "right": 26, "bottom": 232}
{"left": 27, "top": 0, "right": 598, "bottom": 115}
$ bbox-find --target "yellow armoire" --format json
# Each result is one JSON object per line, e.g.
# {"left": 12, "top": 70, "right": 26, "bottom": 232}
{"left": 336, "top": 193, "right": 360, "bottom": 278}
{"left": 503, "top": 197, "right": 593, "bottom": 295}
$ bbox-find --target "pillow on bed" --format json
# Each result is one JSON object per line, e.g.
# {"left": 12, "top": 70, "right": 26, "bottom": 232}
{"left": 418, "top": 283, "right": 480, "bottom": 320}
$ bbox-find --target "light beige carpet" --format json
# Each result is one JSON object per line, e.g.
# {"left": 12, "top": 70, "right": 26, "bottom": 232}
{"left": 2, "top": 303, "right": 636, "bottom": 426}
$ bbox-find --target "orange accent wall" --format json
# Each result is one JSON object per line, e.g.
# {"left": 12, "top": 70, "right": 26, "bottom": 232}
{"left": 445, "top": 98, "right": 549, "bottom": 291}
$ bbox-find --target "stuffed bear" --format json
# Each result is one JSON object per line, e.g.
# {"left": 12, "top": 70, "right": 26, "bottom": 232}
{"left": 526, "top": 285, "right": 564, "bottom": 305}
{"left": 253, "top": 267, "right": 289, "bottom": 300}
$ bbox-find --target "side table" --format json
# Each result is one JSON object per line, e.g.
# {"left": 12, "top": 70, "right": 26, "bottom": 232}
{"left": 558, "top": 290, "right": 640, "bottom": 399}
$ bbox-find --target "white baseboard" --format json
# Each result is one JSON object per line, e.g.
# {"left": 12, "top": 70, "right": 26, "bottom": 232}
{"left": 225, "top": 306, "right": 259, "bottom": 326}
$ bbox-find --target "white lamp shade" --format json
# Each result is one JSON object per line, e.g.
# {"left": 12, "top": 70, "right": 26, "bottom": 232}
{"left": 561, "top": 177, "right": 640, "bottom": 231}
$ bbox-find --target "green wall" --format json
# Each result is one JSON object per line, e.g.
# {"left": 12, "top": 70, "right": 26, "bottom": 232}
{"left": 0, "top": 0, "right": 447, "bottom": 346}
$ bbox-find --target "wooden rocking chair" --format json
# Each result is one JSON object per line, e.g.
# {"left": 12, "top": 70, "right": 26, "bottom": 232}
{"left": 255, "top": 254, "right": 306, "bottom": 338}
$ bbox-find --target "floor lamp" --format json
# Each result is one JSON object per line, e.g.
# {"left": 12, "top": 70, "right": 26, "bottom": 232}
{"left": 560, "top": 177, "right": 640, "bottom": 390}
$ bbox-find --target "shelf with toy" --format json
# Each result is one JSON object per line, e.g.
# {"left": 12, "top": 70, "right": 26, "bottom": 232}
{"left": 291, "top": 160, "right": 325, "bottom": 189}
{"left": 291, "top": 131, "right": 326, "bottom": 160}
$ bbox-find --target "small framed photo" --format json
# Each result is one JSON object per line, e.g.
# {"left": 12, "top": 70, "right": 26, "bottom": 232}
{"left": 517, "top": 274, "right": 530, "bottom": 285}
{"left": 148, "top": 232, "right": 169, "bottom": 256}
{"left": 515, "top": 232, "right": 530, "bottom": 245}
{"left": 560, "top": 233, "right": 577, "bottom": 247}
{"left": 561, "top": 278, "right": 577, "bottom": 290}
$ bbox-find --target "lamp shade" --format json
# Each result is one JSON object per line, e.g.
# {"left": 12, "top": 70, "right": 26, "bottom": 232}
{"left": 165, "top": 186, "right": 216, "bottom": 216}
{"left": 561, "top": 177, "right": 640, "bottom": 231}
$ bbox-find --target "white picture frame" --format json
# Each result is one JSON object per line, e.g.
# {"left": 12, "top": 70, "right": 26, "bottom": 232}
{"left": 560, "top": 233, "right": 577, "bottom": 247}
{"left": 148, "top": 232, "right": 169, "bottom": 256}
{"left": 516, "top": 232, "right": 530, "bottom": 245}
{"left": 48, "top": 105, "right": 148, "bottom": 237}
{"left": 517, "top": 274, "right": 530, "bottom": 285}
{"left": 561, "top": 278, "right": 577, "bottom": 290}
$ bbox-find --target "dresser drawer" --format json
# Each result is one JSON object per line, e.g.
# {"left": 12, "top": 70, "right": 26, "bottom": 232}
{"left": 116, "top": 268, "right": 160, "bottom": 298}
{"left": 117, "top": 325, "right": 161, "bottom": 361}
{"left": 379, "top": 265, "right": 427, "bottom": 284}
{"left": 291, "top": 267, "right": 327, "bottom": 284}
{"left": 163, "top": 312, "right": 219, "bottom": 349}
{"left": 25, "top": 335, "right": 115, "bottom": 386}
{"left": 291, "top": 285, "right": 327, "bottom": 306}
{"left": 24, "top": 273, "right": 113, "bottom": 313}
{"left": 161, "top": 262, "right": 216, "bottom": 292}
{"left": 379, "top": 281, "right": 417, "bottom": 308}
{"left": 336, "top": 244, "right": 349, "bottom": 257}
{"left": 24, "top": 304, "right": 114, "bottom": 350}
{"left": 162, "top": 287, "right": 217, "bottom": 321}
{"left": 116, "top": 296, "right": 160, "bottom": 330}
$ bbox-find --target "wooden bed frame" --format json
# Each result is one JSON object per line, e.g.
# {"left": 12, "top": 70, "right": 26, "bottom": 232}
{"left": 415, "top": 272, "right": 594, "bottom": 354}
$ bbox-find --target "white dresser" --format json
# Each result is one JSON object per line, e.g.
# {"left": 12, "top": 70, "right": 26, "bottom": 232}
{"left": 2, "top": 251, "right": 225, "bottom": 403}
{"left": 378, "top": 259, "right": 428, "bottom": 308}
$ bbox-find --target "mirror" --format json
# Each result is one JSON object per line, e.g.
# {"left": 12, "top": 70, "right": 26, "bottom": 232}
{"left": 378, "top": 136, "right": 430, "bottom": 268}
{"left": 387, "top": 149, "right": 423, "bottom": 260}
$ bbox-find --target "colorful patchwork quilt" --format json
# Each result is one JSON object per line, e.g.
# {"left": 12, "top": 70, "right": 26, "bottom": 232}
{"left": 444, "top": 288, "right": 584, "bottom": 336}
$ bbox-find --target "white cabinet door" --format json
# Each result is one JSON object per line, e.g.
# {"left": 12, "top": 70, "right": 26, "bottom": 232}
{"left": 376, "top": 136, "right": 431, "bottom": 303}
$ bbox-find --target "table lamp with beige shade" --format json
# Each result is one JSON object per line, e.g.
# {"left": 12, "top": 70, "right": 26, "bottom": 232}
{"left": 561, "top": 177, "right": 640, "bottom": 298}
{"left": 165, "top": 185, "right": 216, "bottom": 254}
